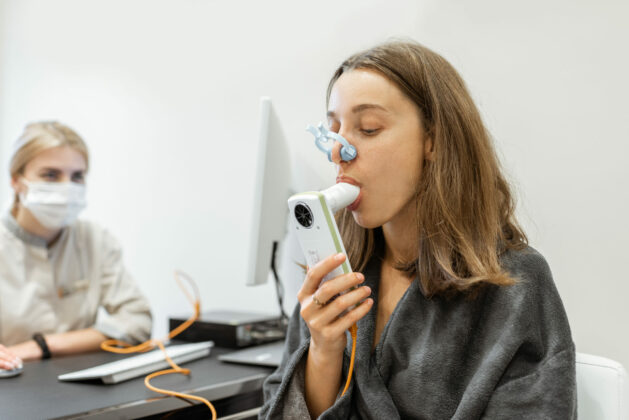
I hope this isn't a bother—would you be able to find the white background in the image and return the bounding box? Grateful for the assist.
[1,0,627,369]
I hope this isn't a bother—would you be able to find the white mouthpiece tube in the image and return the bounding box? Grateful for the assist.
[322,183,360,214]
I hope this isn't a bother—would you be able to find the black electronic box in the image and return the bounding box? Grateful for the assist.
[169,310,286,348]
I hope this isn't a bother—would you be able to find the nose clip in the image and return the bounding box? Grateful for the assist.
[306,123,357,162]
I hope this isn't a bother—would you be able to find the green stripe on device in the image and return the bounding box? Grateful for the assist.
[316,193,350,274]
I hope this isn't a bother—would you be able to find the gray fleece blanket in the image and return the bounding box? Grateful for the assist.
[260,246,576,419]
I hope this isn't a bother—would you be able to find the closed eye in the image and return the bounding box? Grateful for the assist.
[361,128,380,136]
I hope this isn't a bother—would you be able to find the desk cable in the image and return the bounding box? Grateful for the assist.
[100,271,217,420]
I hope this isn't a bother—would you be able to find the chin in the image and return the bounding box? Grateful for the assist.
[351,211,384,230]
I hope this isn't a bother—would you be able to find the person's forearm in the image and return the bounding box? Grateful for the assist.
[46,328,108,356]
[305,344,344,418]
[8,328,108,361]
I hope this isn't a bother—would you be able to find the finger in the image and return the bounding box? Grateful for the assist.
[329,298,374,335]
[0,346,20,361]
[0,360,14,370]
[0,345,16,357]
[311,285,372,327]
[0,353,17,370]
[301,253,346,295]
[301,273,366,322]
[315,272,365,305]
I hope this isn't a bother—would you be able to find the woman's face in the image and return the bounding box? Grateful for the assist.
[327,69,431,229]
[11,146,87,193]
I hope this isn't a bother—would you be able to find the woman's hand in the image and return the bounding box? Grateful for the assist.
[7,340,42,361]
[298,253,373,416]
[0,344,22,370]
[298,252,373,356]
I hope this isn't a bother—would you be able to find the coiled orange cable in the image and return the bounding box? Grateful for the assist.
[100,271,216,419]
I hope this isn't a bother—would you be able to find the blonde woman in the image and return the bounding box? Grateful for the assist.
[262,41,576,418]
[0,122,151,371]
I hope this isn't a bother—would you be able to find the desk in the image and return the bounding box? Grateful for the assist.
[0,346,275,419]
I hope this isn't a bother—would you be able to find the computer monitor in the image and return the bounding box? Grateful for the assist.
[246,97,292,287]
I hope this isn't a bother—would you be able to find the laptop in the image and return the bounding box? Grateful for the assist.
[218,341,285,367]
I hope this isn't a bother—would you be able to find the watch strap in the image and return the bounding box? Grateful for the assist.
[32,333,51,359]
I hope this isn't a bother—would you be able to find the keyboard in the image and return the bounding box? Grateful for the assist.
[58,341,214,384]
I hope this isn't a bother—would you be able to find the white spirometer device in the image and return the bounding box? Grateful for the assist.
[287,183,360,281]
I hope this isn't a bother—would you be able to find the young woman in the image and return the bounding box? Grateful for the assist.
[261,42,576,418]
[0,122,152,371]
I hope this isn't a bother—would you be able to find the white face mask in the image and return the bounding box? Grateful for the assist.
[19,180,87,229]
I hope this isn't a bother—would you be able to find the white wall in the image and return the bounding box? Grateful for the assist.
[413,1,629,369]
[1,0,627,369]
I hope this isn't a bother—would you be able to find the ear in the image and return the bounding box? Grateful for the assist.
[423,136,435,161]
[10,175,23,194]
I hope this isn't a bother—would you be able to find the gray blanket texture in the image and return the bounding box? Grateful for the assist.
[260,246,576,419]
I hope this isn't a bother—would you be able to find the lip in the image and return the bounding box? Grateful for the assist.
[346,194,362,211]
[336,176,360,188]
[336,176,362,211]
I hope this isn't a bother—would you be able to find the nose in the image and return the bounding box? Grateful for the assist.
[330,140,344,165]
[330,129,356,164]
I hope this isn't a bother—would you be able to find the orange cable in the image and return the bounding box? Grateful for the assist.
[100,271,217,420]
[341,323,357,397]
[143,341,217,419]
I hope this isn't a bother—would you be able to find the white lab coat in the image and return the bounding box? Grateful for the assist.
[0,213,152,346]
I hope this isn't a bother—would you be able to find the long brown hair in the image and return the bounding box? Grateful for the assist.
[328,41,527,297]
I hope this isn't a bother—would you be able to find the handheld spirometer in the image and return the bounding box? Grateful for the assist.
[287,182,359,281]
[288,182,360,397]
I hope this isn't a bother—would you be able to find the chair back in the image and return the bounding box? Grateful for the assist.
[576,352,629,420]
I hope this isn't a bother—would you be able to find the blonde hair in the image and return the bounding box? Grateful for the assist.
[10,121,89,211]
[329,41,527,297]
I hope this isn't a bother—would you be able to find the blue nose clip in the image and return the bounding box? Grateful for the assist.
[306,123,357,162]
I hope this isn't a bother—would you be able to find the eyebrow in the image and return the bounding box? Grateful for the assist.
[38,167,85,173]
[327,103,389,118]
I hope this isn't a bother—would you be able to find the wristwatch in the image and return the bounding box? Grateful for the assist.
[32,333,51,359]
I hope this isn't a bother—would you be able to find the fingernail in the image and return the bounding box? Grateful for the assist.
[363,286,371,294]
[355,273,364,281]
[335,253,345,261]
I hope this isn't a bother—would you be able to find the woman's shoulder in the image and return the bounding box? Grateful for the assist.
[0,216,22,253]
[489,245,567,323]
[499,245,554,291]
[68,219,121,249]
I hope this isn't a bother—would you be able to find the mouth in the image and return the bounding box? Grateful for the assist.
[336,176,362,211]
[336,175,360,187]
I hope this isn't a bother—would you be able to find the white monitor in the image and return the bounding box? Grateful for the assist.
[246,97,292,286]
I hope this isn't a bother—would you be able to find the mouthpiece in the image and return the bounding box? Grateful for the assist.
[322,183,360,213]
